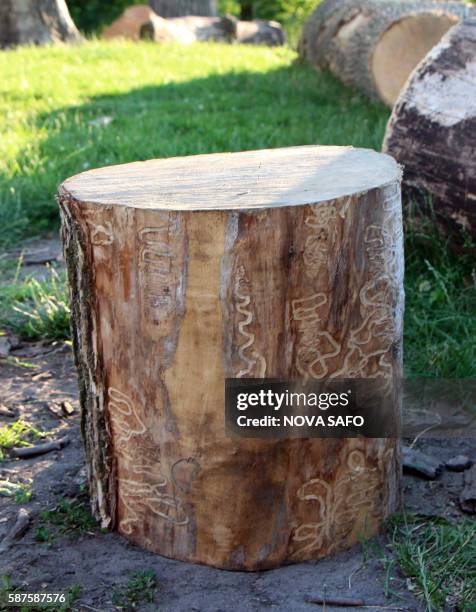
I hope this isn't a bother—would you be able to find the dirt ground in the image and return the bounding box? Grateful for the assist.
[0,241,474,612]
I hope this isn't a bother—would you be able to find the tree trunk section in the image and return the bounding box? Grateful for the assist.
[149,0,217,17]
[383,20,476,241]
[57,146,404,570]
[0,0,81,48]
[298,0,473,106]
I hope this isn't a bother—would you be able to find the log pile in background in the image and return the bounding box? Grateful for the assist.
[0,0,81,48]
[383,20,476,240]
[299,0,474,106]
[103,5,285,46]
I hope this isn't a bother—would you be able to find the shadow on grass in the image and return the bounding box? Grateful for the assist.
[0,64,388,244]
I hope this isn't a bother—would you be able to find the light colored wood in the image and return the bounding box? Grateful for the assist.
[372,12,458,106]
[298,0,472,106]
[62,146,399,210]
[58,145,404,570]
[383,20,476,240]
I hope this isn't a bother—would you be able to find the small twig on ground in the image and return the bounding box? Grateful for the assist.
[348,563,364,589]
[307,596,367,607]
[306,597,407,610]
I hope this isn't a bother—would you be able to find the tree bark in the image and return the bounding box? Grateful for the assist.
[298,0,473,106]
[0,0,81,48]
[383,20,476,241]
[149,0,217,17]
[58,145,403,570]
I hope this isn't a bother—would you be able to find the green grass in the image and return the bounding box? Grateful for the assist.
[0,420,46,460]
[40,497,98,536]
[403,210,476,378]
[0,480,32,504]
[0,265,70,340]
[111,570,157,611]
[388,515,476,611]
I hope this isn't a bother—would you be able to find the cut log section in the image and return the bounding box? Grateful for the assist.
[299,0,473,106]
[58,145,403,570]
[0,0,81,48]
[383,20,476,240]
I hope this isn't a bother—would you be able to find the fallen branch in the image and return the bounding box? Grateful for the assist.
[0,508,30,552]
[11,437,69,459]
[307,597,367,606]
[307,598,406,610]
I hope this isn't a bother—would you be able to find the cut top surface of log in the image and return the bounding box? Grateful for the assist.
[60,145,400,211]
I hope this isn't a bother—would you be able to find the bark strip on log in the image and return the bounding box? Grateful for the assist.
[0,0,81,48]
[298,0,473,106]
[58,146,404,570]
[383,19,476,240]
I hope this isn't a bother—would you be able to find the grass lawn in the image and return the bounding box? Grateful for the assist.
[0,38,475,612]
[0,40,387,242]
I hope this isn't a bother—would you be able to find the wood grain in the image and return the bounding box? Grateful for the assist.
[58,145,404,570]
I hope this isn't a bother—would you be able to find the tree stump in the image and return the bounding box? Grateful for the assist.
[298,0,473,106]
[383,19,476,240]
[0,0,81,48]
[57,146,404,570]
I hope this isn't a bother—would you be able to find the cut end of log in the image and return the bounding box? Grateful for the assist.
[299,0,473,106]
[60,146,401,211]
[372,12,459,106]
